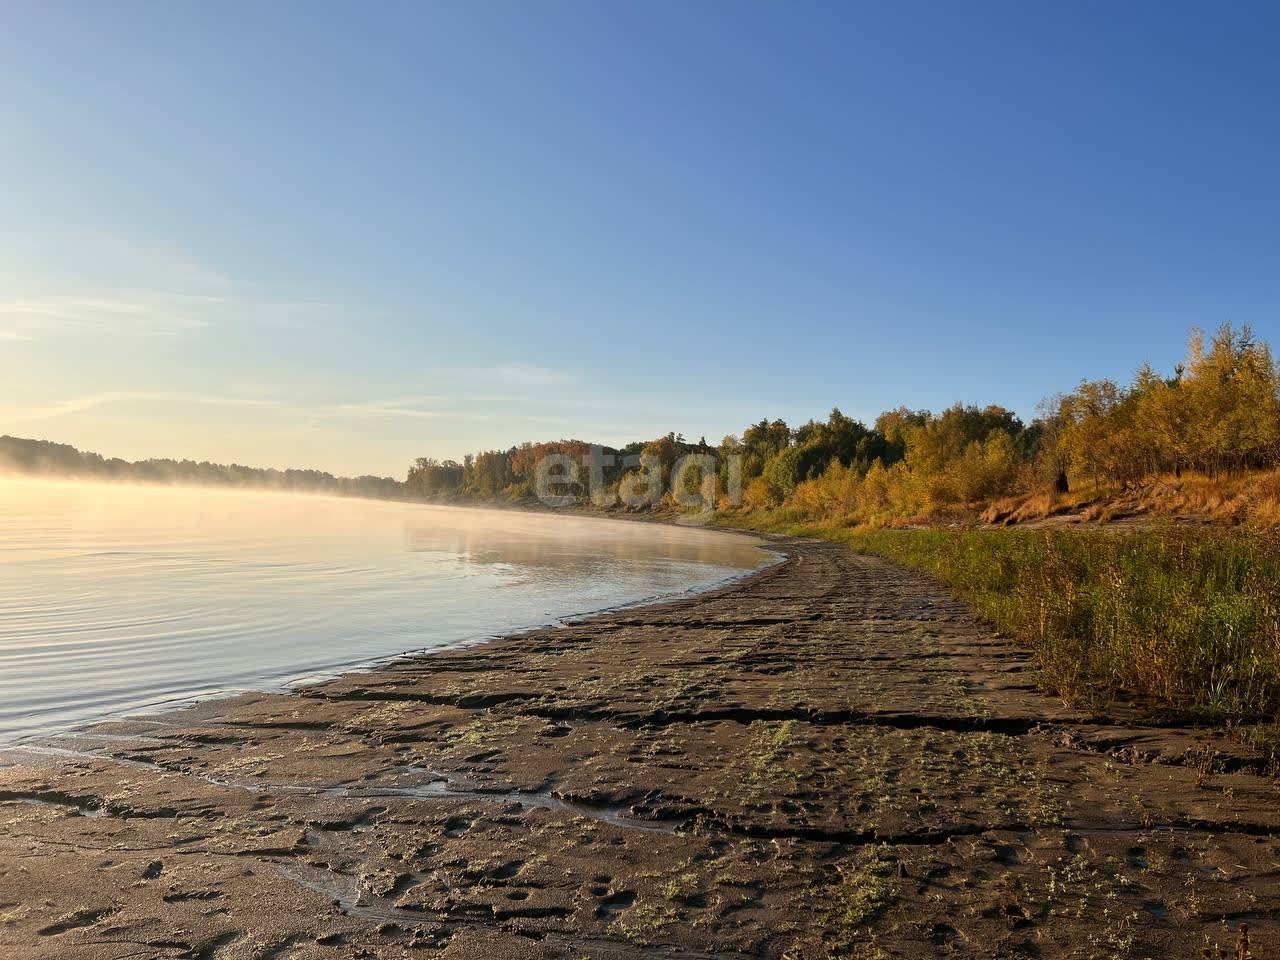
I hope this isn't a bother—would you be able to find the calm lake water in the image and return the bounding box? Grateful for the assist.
[0,478,771,741]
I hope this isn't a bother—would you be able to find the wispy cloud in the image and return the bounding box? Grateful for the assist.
[0,387,592,432]
[0,229,361,342]
[0,391,286,425]
[0,291,355,343]
[474,362,574,387]
[1,389,456,427]
[0,392,134,423]
[0,294,215,340]
[323,397,449,420]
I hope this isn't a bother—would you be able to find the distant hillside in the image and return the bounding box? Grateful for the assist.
[0,435,407,501]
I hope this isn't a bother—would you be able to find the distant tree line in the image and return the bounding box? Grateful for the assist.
[9,325,1273,522]
[409,325,1280,523]
[408,435,722,506]
[0,436,406,500]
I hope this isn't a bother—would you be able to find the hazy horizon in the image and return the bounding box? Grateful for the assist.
[5,2,1280,475]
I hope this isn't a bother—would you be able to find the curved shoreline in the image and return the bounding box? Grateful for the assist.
[0,487,776,745]
[2,538,1278,958]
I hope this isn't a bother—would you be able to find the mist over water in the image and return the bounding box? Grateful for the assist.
[0,478,771,741]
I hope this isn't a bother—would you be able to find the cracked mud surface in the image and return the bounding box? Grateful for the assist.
[2,540,1278,958]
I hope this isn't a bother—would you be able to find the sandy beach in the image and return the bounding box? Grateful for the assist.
[2,539,1277,958]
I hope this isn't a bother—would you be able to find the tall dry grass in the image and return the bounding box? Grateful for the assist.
[729,516,1280,722]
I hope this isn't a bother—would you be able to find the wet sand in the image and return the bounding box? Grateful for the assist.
[2,539,1277,958]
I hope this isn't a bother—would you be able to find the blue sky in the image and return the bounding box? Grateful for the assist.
[3,2,1279,476]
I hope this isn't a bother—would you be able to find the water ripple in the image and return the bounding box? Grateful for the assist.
[0,478,770,740]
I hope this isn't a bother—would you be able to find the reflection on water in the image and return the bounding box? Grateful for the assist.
[0,477,771,741]
[405,511,765,581]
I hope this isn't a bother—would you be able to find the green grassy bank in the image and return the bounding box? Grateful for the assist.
[725,515,1280,724]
